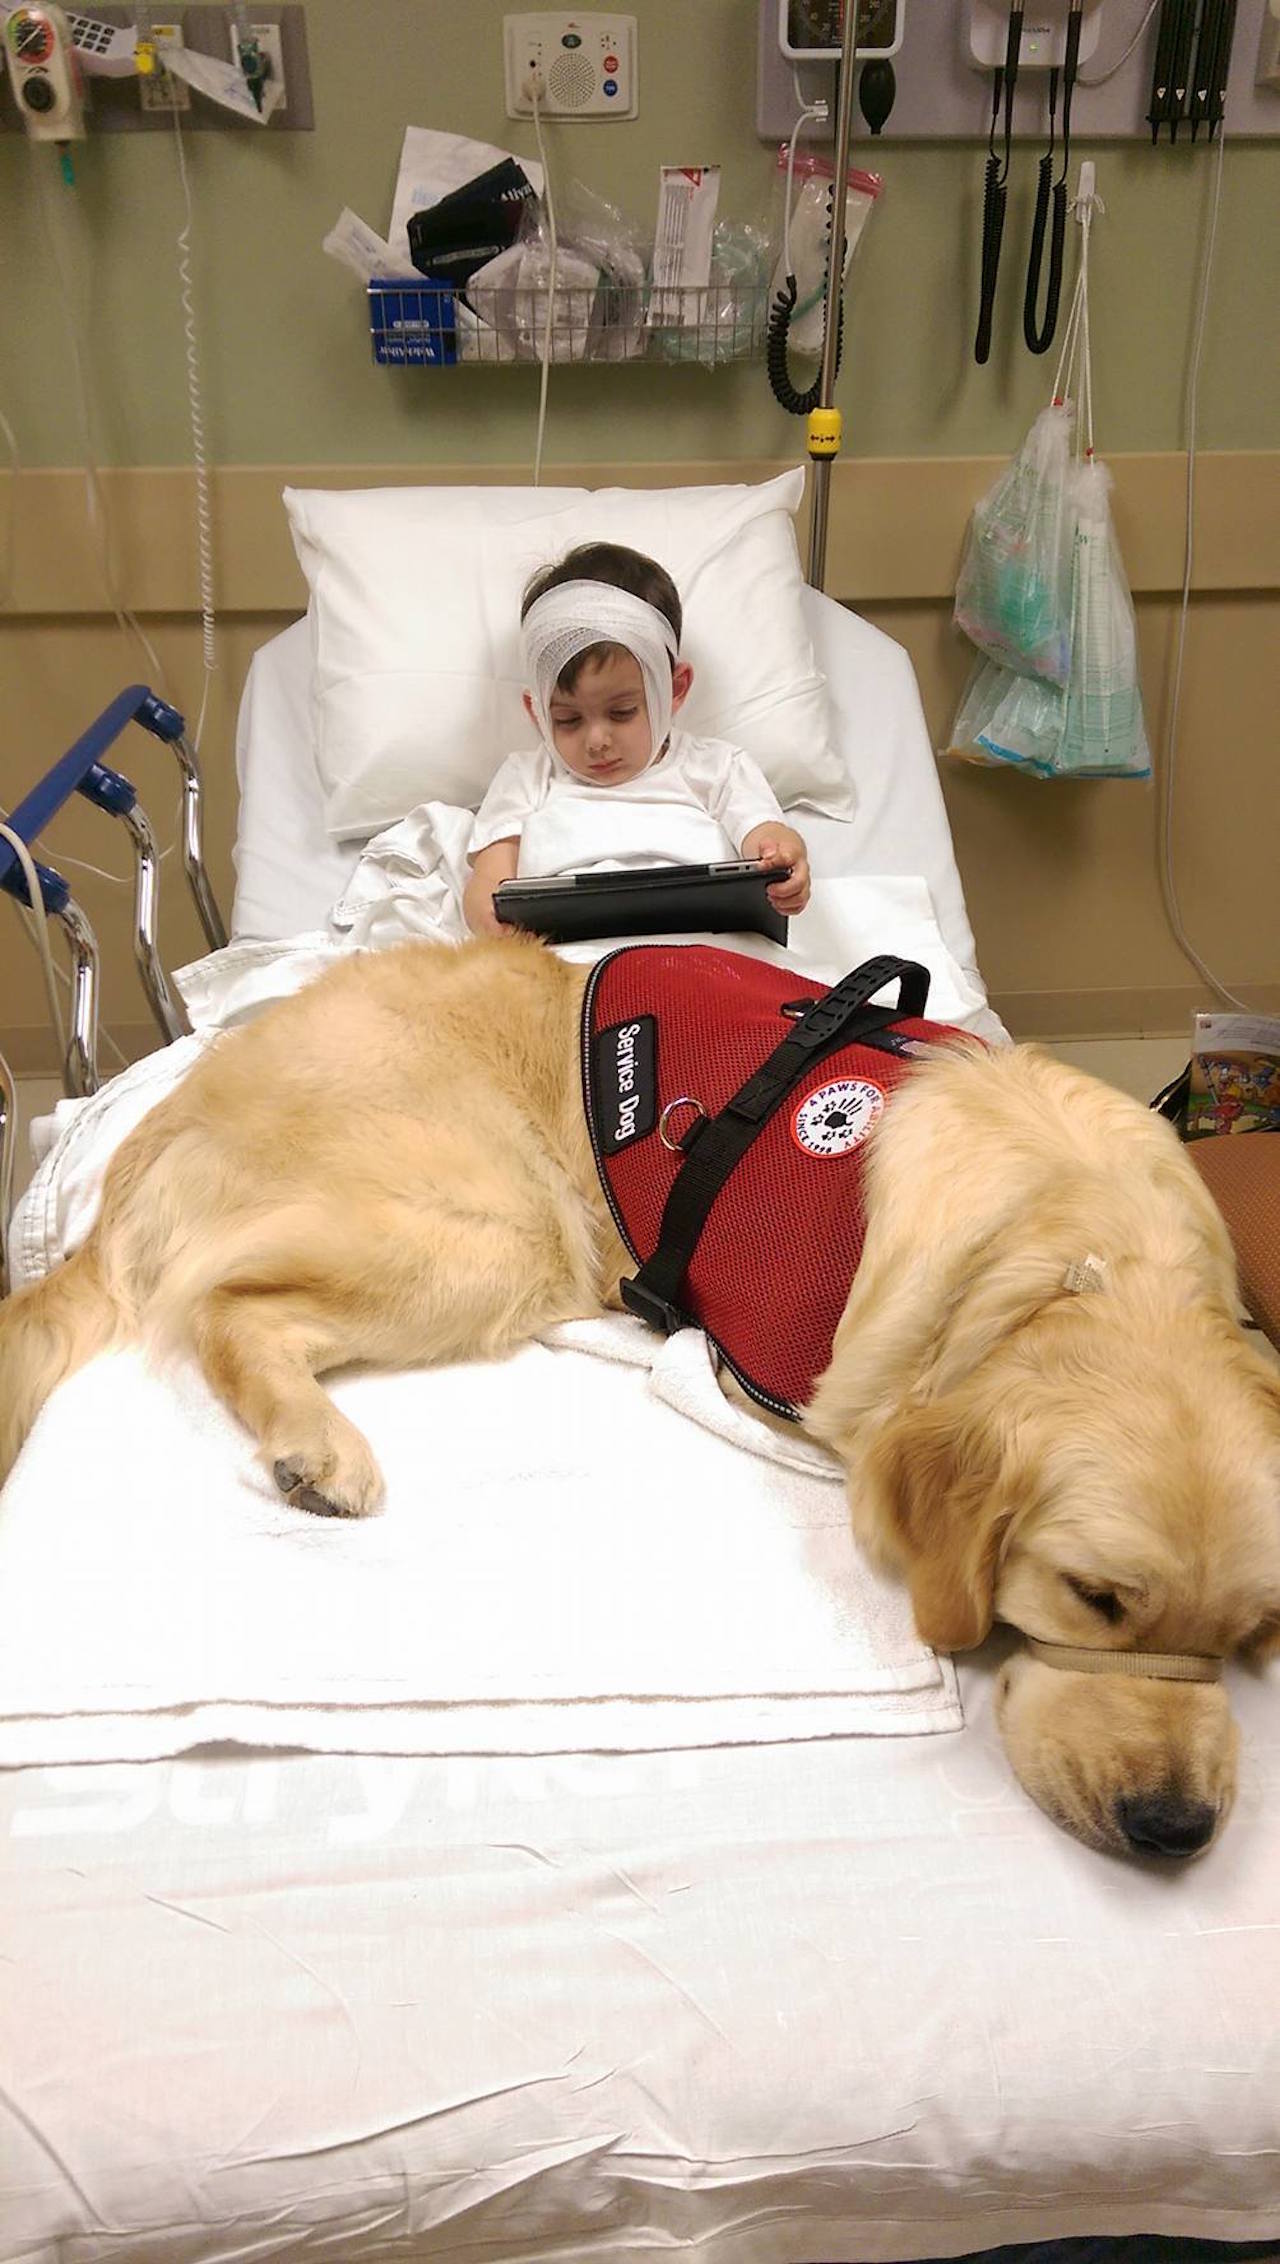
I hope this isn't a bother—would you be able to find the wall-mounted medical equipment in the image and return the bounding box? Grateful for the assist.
[967,0,1104,66]
[972,0,1089,361]
[779,0,905,61]
[756,0,1280,137]
[0,3,314,131]
[2,4,84,141]
[503,12,637,119]
[1145,0,1238,137]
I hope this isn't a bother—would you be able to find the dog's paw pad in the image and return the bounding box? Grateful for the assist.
[271,1445,383,1519]
[294,1482,352,1519]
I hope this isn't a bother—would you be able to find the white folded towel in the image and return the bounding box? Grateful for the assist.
[0,1316,959,1769]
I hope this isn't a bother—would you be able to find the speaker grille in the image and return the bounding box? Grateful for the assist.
[548,50,597,107]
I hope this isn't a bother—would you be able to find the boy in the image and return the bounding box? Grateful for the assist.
[463,541,811,937]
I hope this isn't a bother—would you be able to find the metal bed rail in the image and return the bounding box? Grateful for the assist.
[1,685,228,1298]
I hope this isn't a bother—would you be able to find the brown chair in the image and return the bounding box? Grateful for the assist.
[1189,1135,1280,1352]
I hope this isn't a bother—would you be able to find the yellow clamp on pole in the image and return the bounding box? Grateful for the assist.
[807,407,843,461]
[135,38,157,74]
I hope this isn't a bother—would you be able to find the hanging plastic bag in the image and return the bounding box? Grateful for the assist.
[947,653,1067,774]
[952,401,1076,686]
[1055,457,1151,777]
[768,148,882,358]
[947,165,1151,780]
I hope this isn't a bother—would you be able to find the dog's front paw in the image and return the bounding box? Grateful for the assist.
[270,1418,384,1519]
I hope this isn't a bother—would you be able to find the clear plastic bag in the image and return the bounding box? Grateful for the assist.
[952,402,1075,687]
[652,220,771,367]
[465,179,646,364]
[947,170,1151,780]
[1053,458,1151,778]
[948,463,1151,780]
[768,150,882,358]
[947,653,1067,775]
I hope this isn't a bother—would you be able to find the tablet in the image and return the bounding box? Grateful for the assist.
[494,861,792,946]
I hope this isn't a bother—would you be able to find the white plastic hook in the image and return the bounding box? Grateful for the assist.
[1071,160,1106,223]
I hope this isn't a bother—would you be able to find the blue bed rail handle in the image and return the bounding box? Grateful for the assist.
[0,852,70,918]
[0,686,181,903]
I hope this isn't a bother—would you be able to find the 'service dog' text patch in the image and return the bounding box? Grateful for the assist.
[593,1016,657,1148]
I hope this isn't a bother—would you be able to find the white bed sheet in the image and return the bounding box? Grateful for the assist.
[2,1649,1278,2264]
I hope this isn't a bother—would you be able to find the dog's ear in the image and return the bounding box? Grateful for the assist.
[864,1395,1019,1653]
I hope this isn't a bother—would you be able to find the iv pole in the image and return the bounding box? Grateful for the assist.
[805,0,862,590]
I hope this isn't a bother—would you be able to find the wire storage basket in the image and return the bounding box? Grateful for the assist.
[369,278,771,369]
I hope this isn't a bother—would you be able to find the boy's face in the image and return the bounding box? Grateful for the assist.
[524,648,692,785]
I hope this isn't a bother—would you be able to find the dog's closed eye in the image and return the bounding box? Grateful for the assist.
[1064,1575,1126,1624]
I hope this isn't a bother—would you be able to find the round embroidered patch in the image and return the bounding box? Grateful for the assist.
[791,1077,885,1158]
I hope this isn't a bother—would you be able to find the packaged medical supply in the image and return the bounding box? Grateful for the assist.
[408,158,537,288]
[324,207,418,284]
[656,221,771,367]
[769,150,882,358]
[388,127,543,269]
[467,178,646,365]
[649,166,721,327]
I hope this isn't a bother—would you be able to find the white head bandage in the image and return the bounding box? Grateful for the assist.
[521,580,679,775]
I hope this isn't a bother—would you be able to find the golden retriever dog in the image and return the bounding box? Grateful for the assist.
[2,937,1278,1859]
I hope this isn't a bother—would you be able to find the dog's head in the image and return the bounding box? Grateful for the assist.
[863,1307,1280,1858]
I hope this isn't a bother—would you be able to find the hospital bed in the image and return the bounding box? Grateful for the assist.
[2,526,1279,2264]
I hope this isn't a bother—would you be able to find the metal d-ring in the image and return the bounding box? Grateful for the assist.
[658,1095,705,1152]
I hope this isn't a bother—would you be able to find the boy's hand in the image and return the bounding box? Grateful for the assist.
[467,893,508,939]
[464,837,521,938]
[743,823,811,915]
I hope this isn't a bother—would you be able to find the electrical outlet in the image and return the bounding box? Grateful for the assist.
[140,22,191,112]
[226,18,286,113]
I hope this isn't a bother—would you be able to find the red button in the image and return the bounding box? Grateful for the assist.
[604,52,619,70]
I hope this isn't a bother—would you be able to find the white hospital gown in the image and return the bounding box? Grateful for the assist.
[468,732,785,878]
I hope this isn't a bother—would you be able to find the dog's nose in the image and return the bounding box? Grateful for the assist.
[1116,1792,1218,1858]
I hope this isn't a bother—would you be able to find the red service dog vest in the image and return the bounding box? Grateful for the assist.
[582,945,967,1419]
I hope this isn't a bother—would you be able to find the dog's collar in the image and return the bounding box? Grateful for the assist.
[1025,1636,1224,1685]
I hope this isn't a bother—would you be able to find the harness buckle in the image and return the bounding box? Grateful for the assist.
[620,1275,687,1336]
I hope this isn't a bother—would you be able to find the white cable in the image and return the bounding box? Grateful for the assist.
[0,401,18,607]
[35,162,171,696]
[0,800,131,891]
[0,824,66,1053]
[1157,124,1252,1012]
[529,75,556,487]
[172,111,217,755]
[782,89,830,279]
[1078,0,1161,85]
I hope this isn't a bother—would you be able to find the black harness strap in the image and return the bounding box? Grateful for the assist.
[620,956,930,1335]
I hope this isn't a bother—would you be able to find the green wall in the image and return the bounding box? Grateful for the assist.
[1,0,1277,468]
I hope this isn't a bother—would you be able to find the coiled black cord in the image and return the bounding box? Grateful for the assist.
[974,140,1007,367]
[766,269,844,417]
[1024,2,1082,355]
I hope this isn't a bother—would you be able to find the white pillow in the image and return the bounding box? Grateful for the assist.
[283,471,852,840]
